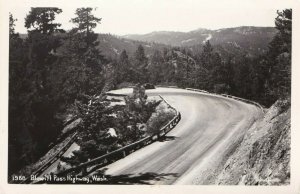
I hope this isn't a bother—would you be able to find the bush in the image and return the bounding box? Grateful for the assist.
[146,102,176,135]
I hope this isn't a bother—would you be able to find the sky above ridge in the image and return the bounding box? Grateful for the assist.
[9,0,292,35]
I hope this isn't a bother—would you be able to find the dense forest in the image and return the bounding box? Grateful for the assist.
[9,8,291,175]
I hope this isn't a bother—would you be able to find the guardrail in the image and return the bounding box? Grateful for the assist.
[185,88,209,94]
[54,95,181,178]
[156,85,179,88]
[19,132,78,184]
[219,93,265,110]
[185,88,265,111]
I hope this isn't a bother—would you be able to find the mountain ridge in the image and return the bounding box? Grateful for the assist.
[19,26,278,59]
[122,26,277,56]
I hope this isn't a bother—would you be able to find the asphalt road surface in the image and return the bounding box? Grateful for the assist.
[90,87,263,185]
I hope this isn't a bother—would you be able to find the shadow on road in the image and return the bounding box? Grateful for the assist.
[92,168,178,184]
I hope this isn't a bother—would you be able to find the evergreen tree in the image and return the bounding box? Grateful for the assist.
[149,50,164,84]
[133,45,149,83]
[71,8,101,34]
[9,8,64,174]
[200,40,214,70]
[195,41,222,91]
[9,13,33,175]
[25,8,63,34]
[234,56,254,98]
[71,8,101,46]
[67,7,106,95]
[24,8,64,153]
[210,56,230,93]
[135,45,147,62]
[223,56,235,93]
[268,9,292,99]
[9,13,17,36]
[116,50,131,83]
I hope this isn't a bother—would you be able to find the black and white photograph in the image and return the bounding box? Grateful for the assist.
[1,0,299,192]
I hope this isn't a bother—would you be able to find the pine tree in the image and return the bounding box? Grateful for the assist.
[67,7,106,95]
[133,45,149,83]
[9,13,17,36]
[201,40,214,70]
[71,8,101,46]
[25,8,63,34]
[116,50,131,83]
[9,13,33,175]
[24,8,64,153]
[268,9,292,99]
[149,50,164,84]
[9,8,64,175]
[223,56,235,93]
[71,8,101,34]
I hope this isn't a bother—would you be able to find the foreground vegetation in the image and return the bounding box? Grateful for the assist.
[60,85,168,167]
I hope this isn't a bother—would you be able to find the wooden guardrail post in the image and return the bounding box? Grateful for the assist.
[103,158,108,164]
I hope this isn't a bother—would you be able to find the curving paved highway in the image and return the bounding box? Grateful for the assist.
[90,87,263,185]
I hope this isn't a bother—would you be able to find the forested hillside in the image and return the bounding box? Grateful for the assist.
[9,8,291,176]
[20,33,170,58]
[124,26,277,55]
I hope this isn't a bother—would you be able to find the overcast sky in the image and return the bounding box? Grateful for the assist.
[9,0,292,35]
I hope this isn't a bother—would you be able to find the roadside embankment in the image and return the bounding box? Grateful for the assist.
[216,99,290,185]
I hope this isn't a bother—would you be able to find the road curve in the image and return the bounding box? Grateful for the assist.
[90,87,263,185]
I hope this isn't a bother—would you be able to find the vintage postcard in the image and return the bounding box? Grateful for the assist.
[0,0,299,193]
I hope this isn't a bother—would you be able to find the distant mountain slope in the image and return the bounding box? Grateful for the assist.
[96,34,170,58]
[124,26,277,55]
[123,28,210,47]
[19,33,170,59]
[20,26,277,59]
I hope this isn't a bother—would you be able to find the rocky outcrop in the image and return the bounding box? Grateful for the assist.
[216,99,290,185]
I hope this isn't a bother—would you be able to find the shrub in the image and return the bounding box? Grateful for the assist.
[146,103,176,135]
